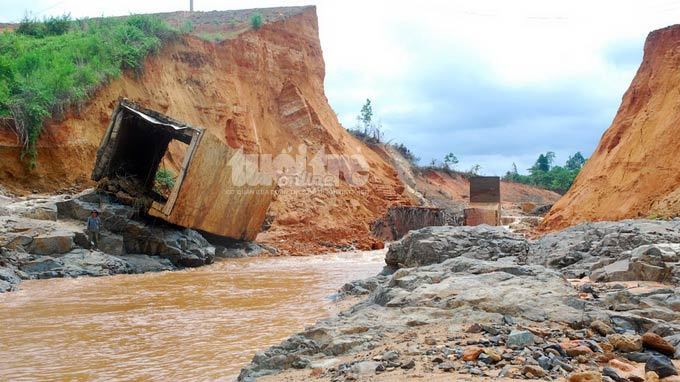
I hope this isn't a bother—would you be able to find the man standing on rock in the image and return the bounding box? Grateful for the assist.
[86,210,102,249]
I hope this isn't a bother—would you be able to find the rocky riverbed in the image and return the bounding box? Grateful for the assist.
[239,222,680,381]
[0,189,273,292]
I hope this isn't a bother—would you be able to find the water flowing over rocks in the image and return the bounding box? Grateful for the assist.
[240,220,680,381]
[0,189,234,291]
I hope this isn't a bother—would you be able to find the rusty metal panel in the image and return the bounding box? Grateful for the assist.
[149,132,274,241]
[469,176,501,203]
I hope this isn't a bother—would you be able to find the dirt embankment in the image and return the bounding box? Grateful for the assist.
[0,7,412,254]
[378,144,561,213]
[542,24,680,231]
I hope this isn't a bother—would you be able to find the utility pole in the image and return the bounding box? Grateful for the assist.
[190,0,194,12]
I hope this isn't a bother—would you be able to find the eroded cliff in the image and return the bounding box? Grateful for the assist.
[0,7,411,253]
[542,25,680,231]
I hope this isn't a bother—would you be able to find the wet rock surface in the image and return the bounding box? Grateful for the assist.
[240,221,680,381]
[0,189,260,291]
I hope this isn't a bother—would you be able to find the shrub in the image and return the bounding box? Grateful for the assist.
[44,14,72,35]
[0,14,176,167]
[16,15,46,37]
[392,142,419,165]
[154,168,176,196]
[250,12,263,30]
[179,20,194,34]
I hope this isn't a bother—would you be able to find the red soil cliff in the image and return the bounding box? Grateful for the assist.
[0,7,411,254]
[542,24,680,230]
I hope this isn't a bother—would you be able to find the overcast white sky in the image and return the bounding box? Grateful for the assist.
[2,1,679,174]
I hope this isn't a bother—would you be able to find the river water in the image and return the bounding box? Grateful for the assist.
[0,250,385,381]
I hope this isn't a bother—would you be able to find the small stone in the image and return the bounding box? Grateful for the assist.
[382,350,399,362]
[566,345,595,357]
[568,371,603,382]
[483,348,502,362]
[466,323,483,333]
[602,367,627,382]
[507,330,535,348]
[431,356,444,364]
[351,361,381,375]
[499,365,520,378]
[424,337,437,346]
[591,320,615,336]
[462,347,483,361]
[523,365,546,378]
[642,333,676,356]
[609,334,643,353]
[438,361,456,372]
[646,371,660,382]
[537,355,551,370]
[608,358,636,372]
[645,355,678,379]
[401,359,415,370]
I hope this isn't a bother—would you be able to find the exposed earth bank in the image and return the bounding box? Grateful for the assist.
[0,6,559,255]
[239,221,680,381]
[542,24,680,231]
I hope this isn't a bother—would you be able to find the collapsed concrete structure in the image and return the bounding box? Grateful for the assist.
[92,99,273,241]
[464,176,501,226]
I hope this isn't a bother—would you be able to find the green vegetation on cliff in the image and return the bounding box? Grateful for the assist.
[0,14,176,166]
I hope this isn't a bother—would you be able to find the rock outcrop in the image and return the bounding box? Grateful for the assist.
[529,219,680,278]
[0,189,218,291]
[385,225,529,268]
[542,25,680,230]
[239,222,680,381]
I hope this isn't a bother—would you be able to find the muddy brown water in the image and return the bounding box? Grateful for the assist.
[0,250,385,381]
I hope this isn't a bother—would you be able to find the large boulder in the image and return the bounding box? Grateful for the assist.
[19,249,134,279]
[385,225,529,268]
[122,221,215,267]
[116,254,175,273]
[530,220,680,278]
[590,244,679,283]
[28,230,75,255]
[55,191,137,232]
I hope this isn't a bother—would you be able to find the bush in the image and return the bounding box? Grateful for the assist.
[179,20,194,34]
[16,15,46,37]
[44,14,72,35]
[392,142,419,165]
[250,12,263,30]
[154,168,176,196]
[16,14,72,37]
[0,14,176,167]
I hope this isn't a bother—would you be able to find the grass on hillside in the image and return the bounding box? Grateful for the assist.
[0,14,177,167]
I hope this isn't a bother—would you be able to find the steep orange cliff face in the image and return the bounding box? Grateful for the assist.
[0,7,412,253]
[542,24,680,230]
